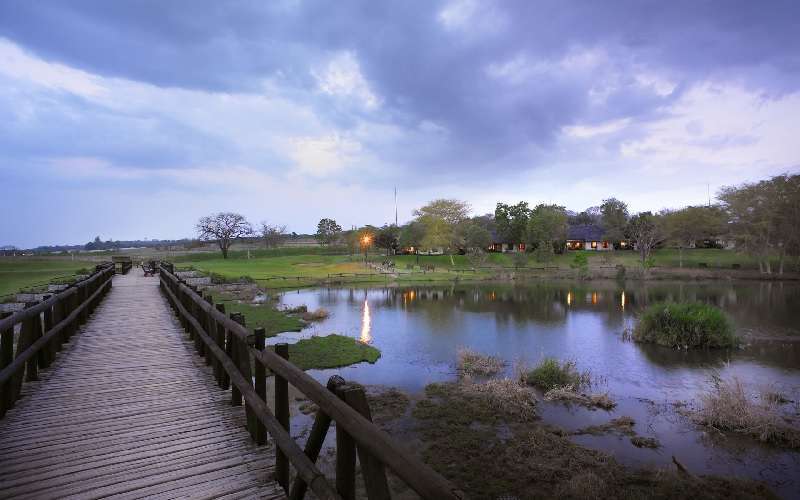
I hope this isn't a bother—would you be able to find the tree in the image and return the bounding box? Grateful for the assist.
[626,212,661,270]
[413,199,471,265]
[463,223,492,250]
[399,221,426,264]
[568,207,600,226]
[375,224,400,256]
[719,174,800,274]
[315,218,342,246]
[196,212,253,259]
[600,198,629,243]
[259,222,287,249]
[527,204,568,261]
[661,206,726,267]
[495,202,531,244]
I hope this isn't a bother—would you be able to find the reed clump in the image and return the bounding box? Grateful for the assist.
[696,375,799,448]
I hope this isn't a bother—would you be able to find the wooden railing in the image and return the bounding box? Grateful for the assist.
[0,263,115,419]
[159,263,463,500]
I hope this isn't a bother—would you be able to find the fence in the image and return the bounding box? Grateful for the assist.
[0,263,115,419]
[159,262,463,500]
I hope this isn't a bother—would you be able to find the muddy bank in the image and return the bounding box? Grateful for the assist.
[297,382,778,499]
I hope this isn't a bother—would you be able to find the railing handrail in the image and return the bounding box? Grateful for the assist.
[159,263,463,500]
[0,263,114,333]
[0,268,114,385]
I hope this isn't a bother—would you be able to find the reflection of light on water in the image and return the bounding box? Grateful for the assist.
[567,291,572,306]
[360,299,372,344]
[621,290,626,310]
[591,292,598,305]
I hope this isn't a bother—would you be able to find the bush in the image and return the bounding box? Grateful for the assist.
[633,302,737,348]
[523,357,590,391]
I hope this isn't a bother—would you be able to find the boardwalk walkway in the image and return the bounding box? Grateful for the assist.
[0,271,284,499]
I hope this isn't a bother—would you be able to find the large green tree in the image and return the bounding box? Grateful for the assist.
[495,202,531,244]
[600,198,629,242]
[413,199,470,265]
[527,204,568,261]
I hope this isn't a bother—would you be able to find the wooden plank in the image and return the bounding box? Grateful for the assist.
[0,270,284,500]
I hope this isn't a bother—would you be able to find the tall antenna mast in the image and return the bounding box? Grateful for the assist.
[707,182,711,207]
[394,186,398,226]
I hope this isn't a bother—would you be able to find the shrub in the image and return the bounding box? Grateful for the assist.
[302,308,330,321]
[523,357,590,391]
[633,302,737,348]
[457,347,506,376]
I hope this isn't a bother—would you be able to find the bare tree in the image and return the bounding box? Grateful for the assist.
[260,222,287,249]
[626,212,662,270]
[196,212,253,259]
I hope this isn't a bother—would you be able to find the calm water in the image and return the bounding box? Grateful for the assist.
[275,280,800,497]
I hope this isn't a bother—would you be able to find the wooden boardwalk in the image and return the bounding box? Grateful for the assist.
[0,271,285,499]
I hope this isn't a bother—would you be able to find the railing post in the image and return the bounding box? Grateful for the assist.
[52,297,66,353]
[289,375,345,500]
[254,327,267,446]
[275,343,290,492]
[0,312,13,418]
[229,313,244,407]
[41,295,53,368]
[335,384,357,500]
[344,387,391,500]
[22,302,39,382]
[215,303,229,389]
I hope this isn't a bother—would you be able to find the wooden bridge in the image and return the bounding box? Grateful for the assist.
[0,264,462,499]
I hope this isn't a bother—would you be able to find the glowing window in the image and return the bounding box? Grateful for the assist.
[591,241,597,249]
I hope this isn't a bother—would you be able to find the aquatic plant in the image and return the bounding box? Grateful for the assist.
[456,347,506,376]
[633,302,737,348]
[522,357,590,391]
[544,385,616,410]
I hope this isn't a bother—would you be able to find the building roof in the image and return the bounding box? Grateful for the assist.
[567,224,605,241]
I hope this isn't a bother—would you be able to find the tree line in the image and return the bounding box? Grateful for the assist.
[195,173,799,274]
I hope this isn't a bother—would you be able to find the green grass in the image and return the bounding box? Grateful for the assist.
[633,302,737,348]
[286,334,381,370]
[523,357,590,391]
[0,257,96,298]
[199,288,304,337]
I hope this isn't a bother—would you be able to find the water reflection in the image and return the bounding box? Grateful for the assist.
[360,297,372,344]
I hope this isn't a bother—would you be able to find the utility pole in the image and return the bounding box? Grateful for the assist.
[394,186,398,226]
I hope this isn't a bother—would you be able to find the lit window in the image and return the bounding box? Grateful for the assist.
[591,241,597,249]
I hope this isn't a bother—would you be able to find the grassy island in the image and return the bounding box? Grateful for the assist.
[633,302,737,348]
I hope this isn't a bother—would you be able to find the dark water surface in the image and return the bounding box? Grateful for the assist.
[275,280,800,497]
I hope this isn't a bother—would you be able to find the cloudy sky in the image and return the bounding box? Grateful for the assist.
[1,0,798,248]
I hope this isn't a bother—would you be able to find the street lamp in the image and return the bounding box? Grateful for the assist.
[361,234,372,264]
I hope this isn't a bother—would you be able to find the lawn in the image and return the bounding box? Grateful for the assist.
[0,257,96,299]
[172,248,766,290]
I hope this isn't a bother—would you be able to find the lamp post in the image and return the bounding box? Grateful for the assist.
[361,235,372,265]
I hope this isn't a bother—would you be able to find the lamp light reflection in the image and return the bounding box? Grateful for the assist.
[360,298,372,344]
[567,291,572,306]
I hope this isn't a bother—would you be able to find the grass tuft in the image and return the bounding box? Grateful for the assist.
[633,302,737,348]
[456,347,506,377]
[522,357,590,391]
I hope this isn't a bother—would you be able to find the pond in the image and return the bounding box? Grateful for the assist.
[275,280,800,497]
